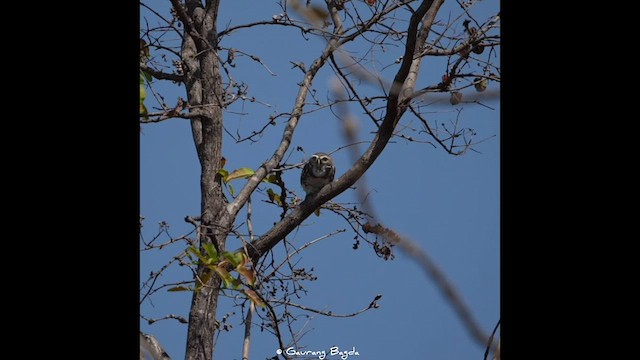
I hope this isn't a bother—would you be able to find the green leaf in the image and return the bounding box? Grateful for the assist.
[184,250,194,262]
[186,246,201,258]
[196,270,213,291]
[223,251,244,268]
[217,169,229,182]
[266,188,282,206]
[187,246,207,265]
[202,242,219,263]
[226,167,255,182]
[168,286,190,292]
[214,266,239,289]
[140,103,148,117]
[263,174,278,184]
[227,183,235,196]
[142,70,153,82]
[140,84,147,103]
[231,277,243,290]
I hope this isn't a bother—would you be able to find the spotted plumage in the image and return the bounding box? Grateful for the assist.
[300,152,335,195]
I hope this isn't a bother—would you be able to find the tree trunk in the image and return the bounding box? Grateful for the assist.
[181,1,227,359]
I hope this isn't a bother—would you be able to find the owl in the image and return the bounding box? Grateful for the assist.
[300,152,335,196]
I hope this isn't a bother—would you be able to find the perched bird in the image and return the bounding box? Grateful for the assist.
[300,152,335,196]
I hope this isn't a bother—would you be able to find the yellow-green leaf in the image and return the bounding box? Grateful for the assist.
[168,286,190,292]
[217,169,229,182]
[266,188,282,206]
[263,174,278,184]
[223,251,244,268]
[140,103,148,117]
[231,277,243,290]
[187,246,206,263]
[226,167,255,182]
[214,265,242,289]
[202,242,218,262]
[140,84,147,103]
[196,270,213,291]
[227,183,235,196]
[142,70,153,82]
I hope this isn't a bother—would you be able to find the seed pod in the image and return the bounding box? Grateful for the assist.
[472,43,485,54]
[450,92,463,105]
[474,77,488,92]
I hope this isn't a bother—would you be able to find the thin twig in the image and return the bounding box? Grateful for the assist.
[141,313,189,325]
[231,48,277,76]
[484,318,501,360]
[140,63,184,83]
[262,229,346,283]
[269,294,381,318]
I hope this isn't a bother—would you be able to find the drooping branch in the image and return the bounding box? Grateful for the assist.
[333,66,496,353]
[362,223,491,349]
[218,19,311,39]
[269,294,382,318]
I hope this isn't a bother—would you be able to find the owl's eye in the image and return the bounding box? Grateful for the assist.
[320,156,329,162]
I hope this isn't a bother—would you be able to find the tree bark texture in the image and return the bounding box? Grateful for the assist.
[177,1,227,359]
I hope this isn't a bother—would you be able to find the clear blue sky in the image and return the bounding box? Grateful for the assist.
[140,1,500,359]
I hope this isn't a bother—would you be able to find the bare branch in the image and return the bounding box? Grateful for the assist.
[140,63,184,83]
[262,229,346,283]
[269,293,382,318]
[218,19,310,39]
[226,47,277,76]
[328,53,381,128]
[142,313,189,325]
[263,294,290,360]
[140,1,184,40]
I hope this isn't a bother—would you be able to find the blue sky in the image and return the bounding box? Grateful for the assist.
[140,1,500,359]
